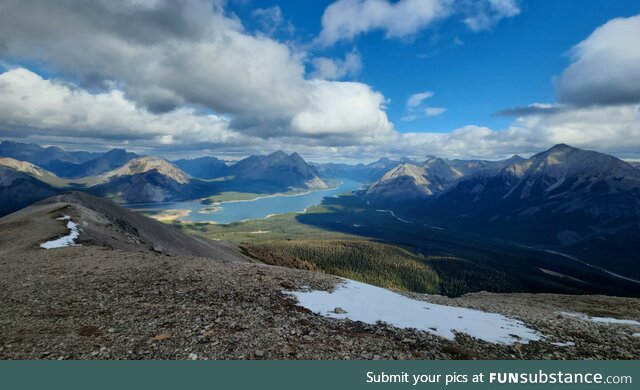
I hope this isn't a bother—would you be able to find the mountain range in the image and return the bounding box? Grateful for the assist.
[228,150,327,191]
[0,142,328,213]
[0,141,143,178]
[314,157,412,183]
[360,144,640,279]
[172,156,229,179]
[2,140,640,321]
[3,191,638,359]
[46,148,140,178]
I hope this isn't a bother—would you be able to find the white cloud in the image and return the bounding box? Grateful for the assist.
[555,14,640,106]
[0,66,398,156]
[290,80,394,138]
[0,67,243,147]
[316,0,521,46]
[317,0,452,46]
[311,50,362,80]
[463,0,521,32]
[425,107,446,117]
[402,91,445,121]
[395,103,640,159]
[0,0,391,142]
[406,91,434,108]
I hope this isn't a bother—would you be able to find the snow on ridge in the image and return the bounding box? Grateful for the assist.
[285,279,543,345]
[551,341,576,347]
[557,311,640,325]
[40,215,80,249]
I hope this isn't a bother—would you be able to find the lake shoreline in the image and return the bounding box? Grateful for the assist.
[127,180,363,224]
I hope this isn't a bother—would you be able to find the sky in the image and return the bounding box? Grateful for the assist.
[0,0,639,162]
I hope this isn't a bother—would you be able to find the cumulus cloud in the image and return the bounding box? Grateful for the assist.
[0,1,638,161]
[509,103,640,156]
[290,80,393,138]
[317,0,452,46]
[311,50,363,80]
[0,67,242,147]
[0,0,391,141]
[2,65,639,160]
[391,102,640,160]
[555,14,640,106]
[316,0,521,46]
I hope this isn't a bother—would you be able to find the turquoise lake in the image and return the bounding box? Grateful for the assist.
[127,179,364,224]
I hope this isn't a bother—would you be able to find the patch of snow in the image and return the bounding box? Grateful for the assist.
[558,311,640,325]
[633,333,640,338]
[249,230,270,234]
[286,279,543,345]
[353,224,363,227]
[40,215,80,249]
[551,341,576,347]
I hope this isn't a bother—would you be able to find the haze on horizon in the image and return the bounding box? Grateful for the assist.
[0,0,639,162]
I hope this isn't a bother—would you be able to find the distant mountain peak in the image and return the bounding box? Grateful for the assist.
[506,154,525,162]
[104,157,191,184]
[0,157,46,177]
[385,163,428,180]
[546,143,577,153]
[230,150,327,190]
[289,152,306,163]
[366,163,434,201]
[268,150,290,159]
[104,148,131,155]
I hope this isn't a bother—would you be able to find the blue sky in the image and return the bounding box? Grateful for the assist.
[0,0,639,160]
[232,0,640,133]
